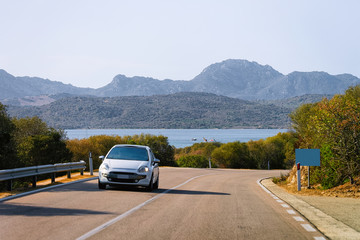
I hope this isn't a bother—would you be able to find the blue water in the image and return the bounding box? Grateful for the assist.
[65,129,289,148]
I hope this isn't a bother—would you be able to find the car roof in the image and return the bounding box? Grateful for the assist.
[112,144,149,149]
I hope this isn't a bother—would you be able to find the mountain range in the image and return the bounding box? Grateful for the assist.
[1,59,359,103]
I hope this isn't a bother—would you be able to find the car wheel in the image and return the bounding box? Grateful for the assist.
[153,176,159,190]
[98,179,107,189]
[146,175,154,192]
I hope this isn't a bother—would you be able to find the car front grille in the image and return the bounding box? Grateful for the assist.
[107,171,146,182]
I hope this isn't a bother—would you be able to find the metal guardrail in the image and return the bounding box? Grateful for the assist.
[0,161,86,191]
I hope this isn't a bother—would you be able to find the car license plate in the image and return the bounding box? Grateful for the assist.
[116,174,130,179]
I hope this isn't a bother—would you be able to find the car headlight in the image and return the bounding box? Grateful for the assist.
[138,166,149,173]
[99,163,109,172]
[100,163,109,177]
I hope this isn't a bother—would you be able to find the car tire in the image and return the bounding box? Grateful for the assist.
[98,179,107,189]
[153,176,159,190]
[146,175,154,192]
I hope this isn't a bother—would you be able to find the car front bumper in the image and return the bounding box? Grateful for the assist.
[99,170,151,186]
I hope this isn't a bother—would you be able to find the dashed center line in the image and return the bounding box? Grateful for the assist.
[281,203,290,208]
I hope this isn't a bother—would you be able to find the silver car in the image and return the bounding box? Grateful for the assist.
[98,144,160,191]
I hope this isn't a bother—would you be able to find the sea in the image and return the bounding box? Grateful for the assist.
[65,129,289,148]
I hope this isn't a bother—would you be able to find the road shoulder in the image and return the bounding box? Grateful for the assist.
[261,178,360,240]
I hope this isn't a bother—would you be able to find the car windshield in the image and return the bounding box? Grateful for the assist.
[107,147,149,161]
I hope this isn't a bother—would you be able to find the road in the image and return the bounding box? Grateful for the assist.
[0,168,326,240]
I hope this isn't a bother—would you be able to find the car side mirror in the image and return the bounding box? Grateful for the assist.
[153,159,160,164]
[99,155,105,162]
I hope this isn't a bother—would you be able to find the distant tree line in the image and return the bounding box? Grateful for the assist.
[174,132,297,170]
[66,134,176,170]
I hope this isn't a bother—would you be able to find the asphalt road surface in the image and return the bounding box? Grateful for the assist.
[0,168,326,240]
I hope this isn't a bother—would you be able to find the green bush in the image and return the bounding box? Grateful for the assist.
[66,134,176,170]
[176,155,210,168]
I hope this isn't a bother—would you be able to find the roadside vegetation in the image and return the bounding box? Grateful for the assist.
[174,132,297,169]
[66,134,175,170]
[289,85,360,189]
[1,85,360,192]
[0,103,71,190]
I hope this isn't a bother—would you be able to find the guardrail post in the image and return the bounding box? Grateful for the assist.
[89,152,93,176]
[67,171,71,179]
[7,180,12,191]
[51,173,56,183]
[32,176,37,188]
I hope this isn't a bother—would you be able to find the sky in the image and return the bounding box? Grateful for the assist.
[0,0,359,89]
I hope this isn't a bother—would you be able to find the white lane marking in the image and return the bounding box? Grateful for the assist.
[281,204,290,208]
[293,216,305,222]
[273,196,279,200]
[314,237,326,240]
[276,199,284,203]
[77,174,212,240]
[301,224,317,232]
[287,210,296,215]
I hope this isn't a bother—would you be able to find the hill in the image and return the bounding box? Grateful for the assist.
[7,92,291,129]
[258,94,334,110]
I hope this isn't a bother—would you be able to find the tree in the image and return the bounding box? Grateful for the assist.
[66,134,176,169]
[18,131,72,166]
[12,116,49,143]
[0,103,17,169]
[211,141,252,168]
[313,89,360,185]
[13,116,72,167]
[247,132,297,170]
[289,85,360,188]
[176,155,209,168]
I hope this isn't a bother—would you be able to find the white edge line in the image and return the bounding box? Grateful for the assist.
[76,173,212,240]
[256,178,271,194]
[0,177,98,202]
[287,210,296,215]
[293,216,305,222]
[302,224,317,232]
[257,177,324,237]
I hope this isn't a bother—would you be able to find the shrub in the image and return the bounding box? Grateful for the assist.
[176,155,209,168]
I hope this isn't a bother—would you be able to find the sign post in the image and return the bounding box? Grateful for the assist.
[295,149,320,190]
[89,152,93,176]
[297,162,301,191]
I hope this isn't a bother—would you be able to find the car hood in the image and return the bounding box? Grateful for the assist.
[106,159,147,170]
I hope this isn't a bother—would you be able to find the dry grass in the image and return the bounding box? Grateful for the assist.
[275,166,360,198]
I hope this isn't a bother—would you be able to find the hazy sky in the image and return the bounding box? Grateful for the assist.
[1,0,359,88]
